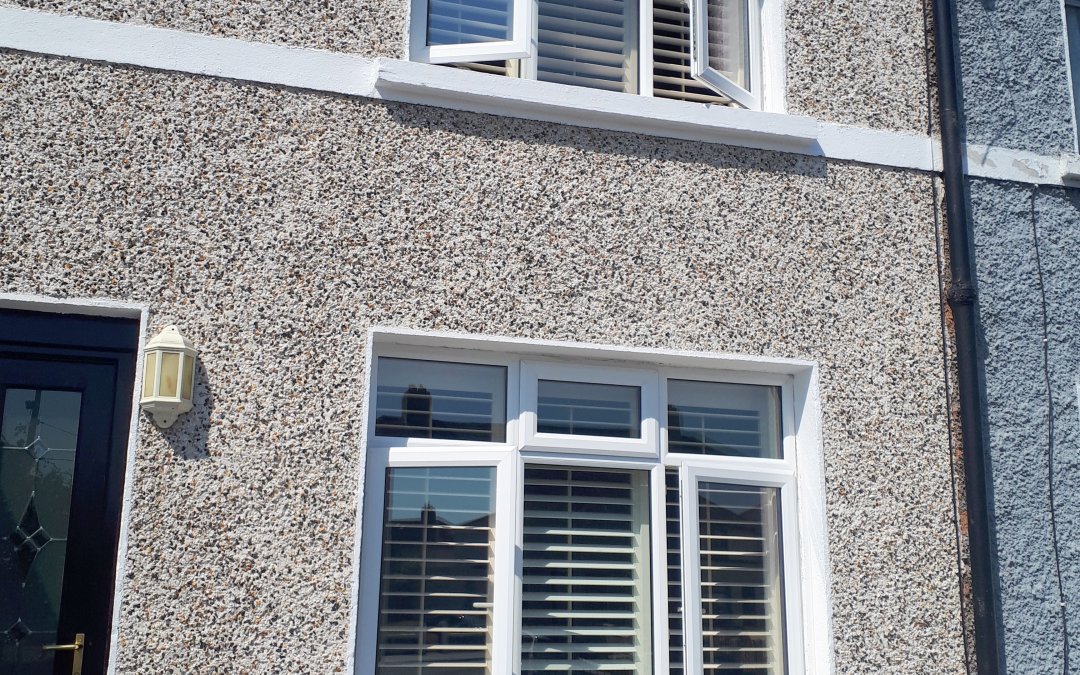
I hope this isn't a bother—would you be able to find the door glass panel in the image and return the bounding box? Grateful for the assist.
[1,388,81,675]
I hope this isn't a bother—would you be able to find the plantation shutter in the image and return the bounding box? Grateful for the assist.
[695,482,784,674]
[376,467,497,674]
[651,0,731,103]
[534,0,637,92]
[520,466,652,674]
[666,469,686,675]
[688,0,758,108]
[413,0,530,63]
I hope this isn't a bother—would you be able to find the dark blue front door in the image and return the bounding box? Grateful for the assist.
[0,309,138,675]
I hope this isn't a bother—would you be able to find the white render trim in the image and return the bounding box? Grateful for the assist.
[0,6,379,96]
[7,5,1080,185]
[0,293,149,675]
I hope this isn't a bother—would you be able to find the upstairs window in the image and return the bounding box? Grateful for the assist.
[408,0,768,108]
[357,339,822,674]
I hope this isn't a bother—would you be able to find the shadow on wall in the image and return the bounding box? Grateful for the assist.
[157,358,214,460]
[378,97,830,180]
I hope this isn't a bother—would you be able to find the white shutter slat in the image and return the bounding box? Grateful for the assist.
[376,467,497,675]
[535,0,636,94]
[651,0,730,104]
[666,469,686,675]
[520,466,652,675]
[696,482,785,674]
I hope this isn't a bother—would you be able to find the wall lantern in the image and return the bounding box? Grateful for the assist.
[139,325,197,428]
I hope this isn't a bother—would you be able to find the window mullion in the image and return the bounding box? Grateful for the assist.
[493,454,519,673]
[638,0,655,96]
[678,464,705,675]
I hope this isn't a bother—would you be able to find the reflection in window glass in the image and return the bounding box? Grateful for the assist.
[667,380,781,458]
[697,482,785,674]
[536,380,641,438]
[377,467,497,673]
[375,358,507,442]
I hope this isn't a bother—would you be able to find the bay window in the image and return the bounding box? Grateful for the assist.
[408,0,769,108]
[357,337,821,674]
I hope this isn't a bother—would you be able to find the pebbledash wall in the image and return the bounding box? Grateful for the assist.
[954,0,1080,670]
[0,0,968,673]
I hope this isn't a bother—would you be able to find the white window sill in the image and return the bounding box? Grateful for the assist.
[373,59,818,153]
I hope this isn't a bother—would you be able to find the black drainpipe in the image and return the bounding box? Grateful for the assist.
[930,0,1001,672]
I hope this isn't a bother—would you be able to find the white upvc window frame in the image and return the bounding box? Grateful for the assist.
[353,331,829,675]
[688,0,762,110]
[409,0,532,63]
[519,360,660,457]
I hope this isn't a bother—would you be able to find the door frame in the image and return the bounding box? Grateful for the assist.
[0,293,148,675]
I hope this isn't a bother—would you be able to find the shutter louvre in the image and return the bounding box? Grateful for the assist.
[377,467,497,674]
[696,482,785,674]
[651,0,731,103]
[536,0,637,93]
[520,466,652,675]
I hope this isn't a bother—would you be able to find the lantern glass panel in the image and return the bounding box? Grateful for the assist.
[142,352,158,398]
[181,354,195,401]
[160,352,180,398]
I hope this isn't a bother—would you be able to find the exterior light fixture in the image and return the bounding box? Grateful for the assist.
[139,325,197,428]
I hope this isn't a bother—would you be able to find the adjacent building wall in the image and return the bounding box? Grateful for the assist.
[968,180,1080,674]
[954,0,1080,669]
[0,49,967,672]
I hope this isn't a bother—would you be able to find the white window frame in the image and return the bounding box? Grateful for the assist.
[352,329,831,675]
[409,0,532,63]
[519,360,660,457]
[407,0,783,111]
[688,0,762,109]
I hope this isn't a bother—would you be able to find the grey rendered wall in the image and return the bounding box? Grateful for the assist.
[0,0,934,134]
[969,179,1080,673]
[954,0,1076,154]
[0,51,965,673]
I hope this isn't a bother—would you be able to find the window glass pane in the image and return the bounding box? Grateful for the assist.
[428,0,512,46]
[665,469,685,675]
[536,0,634,93]
[652,0,731,104]
[706,0,750,90]
[520,466,652,675]
[697,482,785,674]
[375,358,507,442]
[377,467,497,673]
[536,380,641,438]
[667,380,781,458]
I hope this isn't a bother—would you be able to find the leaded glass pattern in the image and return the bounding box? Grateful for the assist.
[1,389,80,675]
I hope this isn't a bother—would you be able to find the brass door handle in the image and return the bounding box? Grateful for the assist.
[43,633,84,675]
